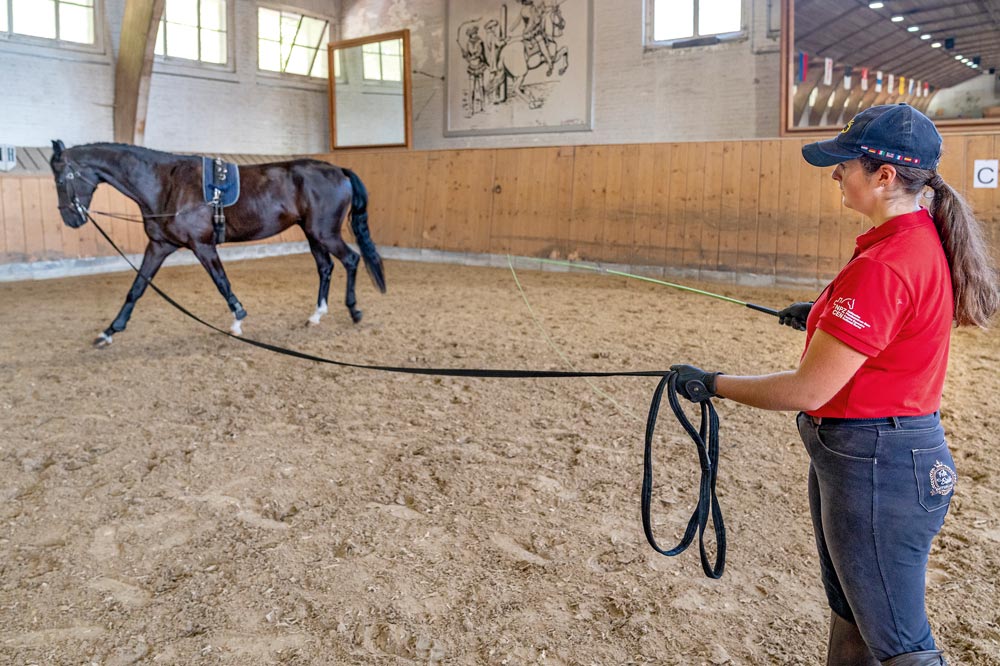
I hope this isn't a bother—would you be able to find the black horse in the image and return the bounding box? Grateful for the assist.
[49,140,385,347]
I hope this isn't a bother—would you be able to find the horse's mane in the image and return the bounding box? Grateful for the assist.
[73,142,193,163]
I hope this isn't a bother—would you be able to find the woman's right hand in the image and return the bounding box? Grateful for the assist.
[778,302,813,331]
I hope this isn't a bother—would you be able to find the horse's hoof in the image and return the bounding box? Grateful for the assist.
[93,333,113,348]
[306,316,321,327]
[351,310,363,324]
[230,319,243,336]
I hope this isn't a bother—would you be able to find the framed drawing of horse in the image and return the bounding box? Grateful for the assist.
[48,140,386,347]
[445,0,593,136]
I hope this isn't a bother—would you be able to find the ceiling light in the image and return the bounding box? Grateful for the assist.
[869,2,885,8]
[907,26,920,32]
[954,54,963,60]
[891,15,904,22]
[962,58,970,63]
[931,42,942,48]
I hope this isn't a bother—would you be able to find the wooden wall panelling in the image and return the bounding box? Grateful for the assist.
[97,184,130,256]
[510,147,569,258]
[39,178,65,259]
[696,141,724,271]
[755,140,782,276]
[568,145,608,260]
[631,143,670,267]
[422,150,494,253]
[489,148,522,255]
[735,141,761,274]
[816,157,843,278]
[665,142,688,268]
[679,142,708,270]
[544,146,576,259]
[717,142,743,272]
[602,144,638,264]
[964,135,999,259]
[58,181,82,260]
[20,178,45,260]
[794,139,822,279]
[776,140,802,276]
[1,178,25,259]
[394,152,431,251]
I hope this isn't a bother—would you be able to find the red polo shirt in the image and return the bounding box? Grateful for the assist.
[803,208,953,417]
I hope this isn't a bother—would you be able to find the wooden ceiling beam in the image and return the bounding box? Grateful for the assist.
[113,0,166,145]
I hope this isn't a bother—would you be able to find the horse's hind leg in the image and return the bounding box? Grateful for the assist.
[306,236,334,326]
[326,238,363,323]
[97,240,178,347]
[191,243,247,335]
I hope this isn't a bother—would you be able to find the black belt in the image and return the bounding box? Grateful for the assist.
[808,414,936,427]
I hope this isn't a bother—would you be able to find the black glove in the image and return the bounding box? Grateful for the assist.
[777,301,813,331]
[669,364,722,403]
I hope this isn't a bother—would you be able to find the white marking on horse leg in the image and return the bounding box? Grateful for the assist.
[308,299,328,326]
[94,332,113,347]
[230,317,243,336]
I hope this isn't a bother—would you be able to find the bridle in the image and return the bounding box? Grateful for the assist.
[56,160,99,224]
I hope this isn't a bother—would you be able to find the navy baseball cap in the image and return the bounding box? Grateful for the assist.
[802,103,942,171]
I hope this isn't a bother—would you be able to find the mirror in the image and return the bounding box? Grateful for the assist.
[780,0,1000,134]
[327,29,412,149]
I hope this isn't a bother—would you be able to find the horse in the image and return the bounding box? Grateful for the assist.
[494,1,569,109]
[48,140,386,348]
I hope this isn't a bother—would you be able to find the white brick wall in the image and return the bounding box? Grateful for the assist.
[341,0,783,149]
[0,0,339,153]
[0,0,784,153]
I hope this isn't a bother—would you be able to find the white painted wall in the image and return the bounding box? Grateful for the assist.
[927,74,1000,120]
[340,0,784,149]
[0,0,340,153]
[1,0,786,153]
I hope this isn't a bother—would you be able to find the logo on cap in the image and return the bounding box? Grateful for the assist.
[840,119,855,135]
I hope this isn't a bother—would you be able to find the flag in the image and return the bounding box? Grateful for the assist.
[798,52,809,82]
[861,68,869,91]
[875,70,883,92]
[844,66,853,89]
[888,73,895,93]
[911,79,918,95]
[899,76,906,95]
[823,57,833,86]
[923,82,929,97]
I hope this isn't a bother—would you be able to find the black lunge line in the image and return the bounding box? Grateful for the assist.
[86,215,726,578]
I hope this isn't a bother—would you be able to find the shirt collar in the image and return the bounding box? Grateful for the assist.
[856,208,935,251]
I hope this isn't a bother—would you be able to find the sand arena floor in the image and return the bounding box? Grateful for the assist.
[1,256,999,665]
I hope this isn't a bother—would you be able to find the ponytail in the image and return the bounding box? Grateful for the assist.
[860,155,1000,327]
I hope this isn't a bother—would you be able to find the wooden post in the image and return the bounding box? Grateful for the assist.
[114,0,165,144]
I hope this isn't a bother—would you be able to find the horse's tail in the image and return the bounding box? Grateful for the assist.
[343,168,386,293]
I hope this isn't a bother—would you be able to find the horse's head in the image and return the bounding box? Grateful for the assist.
[49,139,98,228]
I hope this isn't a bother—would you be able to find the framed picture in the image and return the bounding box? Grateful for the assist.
[445,0,593,136]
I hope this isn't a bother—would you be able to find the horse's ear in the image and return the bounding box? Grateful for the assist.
[51,140,65,159]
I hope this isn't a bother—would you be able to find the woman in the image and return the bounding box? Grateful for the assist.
[672,104,998,666]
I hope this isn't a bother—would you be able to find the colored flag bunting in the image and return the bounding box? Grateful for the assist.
[823,57,833,86]
[844,66,853,89]
[875,70,883,92]
[861,68,869,91]
[798,52,809,82]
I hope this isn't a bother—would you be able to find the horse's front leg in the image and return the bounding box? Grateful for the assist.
[97,240,178,347]
[191,242,247,335]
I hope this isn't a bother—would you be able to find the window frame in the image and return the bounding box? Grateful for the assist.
[360,39,403,84]
[0,0,106,55]
[153,0,236,74]
[256,2,333,83]
[644,0,747,49]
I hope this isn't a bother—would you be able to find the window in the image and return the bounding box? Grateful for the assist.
[649,0,742,44]
[1,0,96,45]
[362,39,401,82]
[154,0,228,65]
[258,6,330,79]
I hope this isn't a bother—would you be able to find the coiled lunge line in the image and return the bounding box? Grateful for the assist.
[86,215,726,578]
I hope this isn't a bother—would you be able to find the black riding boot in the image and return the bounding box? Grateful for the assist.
[827,611,879,666]
[881,650,947,665]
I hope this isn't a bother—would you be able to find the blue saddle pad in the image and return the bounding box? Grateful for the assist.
[201,157,240,207]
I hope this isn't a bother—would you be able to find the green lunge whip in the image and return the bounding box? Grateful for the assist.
[534,257,780,317]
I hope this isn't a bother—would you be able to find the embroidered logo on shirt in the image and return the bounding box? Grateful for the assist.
[831,297,871,331]
[929,460,957,496]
